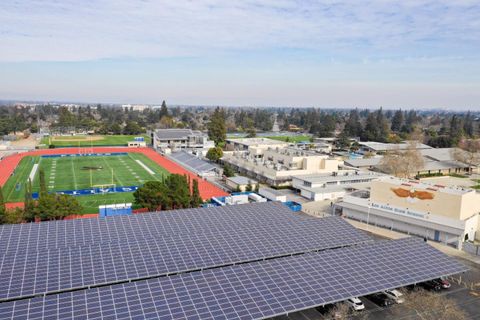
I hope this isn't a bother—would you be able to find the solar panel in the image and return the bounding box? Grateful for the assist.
[0,237,467,320]
[0,203,371,301]
[0,202,322,256]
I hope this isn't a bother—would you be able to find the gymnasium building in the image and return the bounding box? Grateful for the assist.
[337,176,480,249]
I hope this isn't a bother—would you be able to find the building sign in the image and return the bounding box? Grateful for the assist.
[371,202,426,219]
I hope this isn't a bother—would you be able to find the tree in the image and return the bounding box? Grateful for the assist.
[0,186,5,224]
[223,163,235,177]
[453,139,480,172]
[207,107,227,146]
[401,288,468,320]
[39,169,47,197]
[57,107,75,130]
[449,115,464,145]
[245,181,253,192]
[52,194,82,220]
[391,109,404,132]
[123,121,144,135]
[343,109,362,138]
[335,132,351,150]
[159,100,169,119]
[24,180,35,222]
[379,141,424,178]
[362,109,390,142]
[206,147,223,162]
[110,122,123,135]
[323,302,351,319]
[133,174,198,211]
[190,179,203,208]
[245,118,256,138]
[3,207,24,224]
[133,181,167,211]
[164,174,191,209]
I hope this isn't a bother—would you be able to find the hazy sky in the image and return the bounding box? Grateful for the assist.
[1,0,480,108]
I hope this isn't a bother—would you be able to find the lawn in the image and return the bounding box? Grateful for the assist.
[3,153,168,213]
[39,134,151,147]
[265,135,312,143]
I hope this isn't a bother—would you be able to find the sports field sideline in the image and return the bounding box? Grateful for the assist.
[0,147,228,214]
[3,153,169,202]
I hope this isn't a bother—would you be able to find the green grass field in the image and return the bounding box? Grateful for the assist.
[39,134,151,147]
[265,135,312,143]
[226,134,312,143]
[3,153,168,213]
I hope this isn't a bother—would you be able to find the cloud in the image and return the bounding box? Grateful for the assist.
[1,0,479,62]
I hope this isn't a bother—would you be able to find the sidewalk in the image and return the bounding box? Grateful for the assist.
[345,218,480,265]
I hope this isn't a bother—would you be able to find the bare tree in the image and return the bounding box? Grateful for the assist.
[452,139,480,173]
[400,288,468,320]
[379,141,424,178]
[324,302,352,319]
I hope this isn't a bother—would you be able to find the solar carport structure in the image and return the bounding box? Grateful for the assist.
[0,202,467,319]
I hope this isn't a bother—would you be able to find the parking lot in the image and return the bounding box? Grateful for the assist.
[271,245,480,320]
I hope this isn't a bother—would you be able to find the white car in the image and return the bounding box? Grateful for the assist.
[383,289,405,304]
[346,297,365,311]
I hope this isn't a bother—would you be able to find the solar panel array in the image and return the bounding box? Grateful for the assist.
[0,237,467,320]
[0,202,332,255]
[0,202,372,301]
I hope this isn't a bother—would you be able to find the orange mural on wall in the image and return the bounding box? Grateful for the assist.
[391,188,435,200]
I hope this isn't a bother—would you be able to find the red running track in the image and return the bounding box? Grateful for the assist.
[0,147,228,202]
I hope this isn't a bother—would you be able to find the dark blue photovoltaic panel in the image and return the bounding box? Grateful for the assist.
[0,237,467,320]
[0,202,372,301]
[0,202,361,256]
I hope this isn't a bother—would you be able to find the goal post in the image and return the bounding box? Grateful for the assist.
[91,184,116,194]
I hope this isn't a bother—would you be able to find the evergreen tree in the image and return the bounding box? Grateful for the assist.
[362,112,378,141]
[245,118,256,138]
[0,186,5,224]
[190,179,203,208]
[123,121,144,135]
[39,169,47,197]
[343,109,362,137]
[391,109,404,132]
[159,100,169,119]
[133,181,167,211]
[449,115,464,145]
[207,107,227,146]
[463,112,475,137]
[223,163,235,177]
[375,108,390,142]
[24,179,35,222]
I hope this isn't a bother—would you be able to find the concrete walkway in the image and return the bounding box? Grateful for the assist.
[346,218,480,265]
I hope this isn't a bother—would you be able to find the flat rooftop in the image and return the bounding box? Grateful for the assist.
[226,137,288,146]
[155,129,203,140]
[376,176,475,195]
[294,171,383,184]
[360,141,433,151]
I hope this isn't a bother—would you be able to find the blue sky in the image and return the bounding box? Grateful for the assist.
[1,0,480,108]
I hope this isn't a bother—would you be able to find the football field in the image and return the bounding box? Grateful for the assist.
[3,153,169,213]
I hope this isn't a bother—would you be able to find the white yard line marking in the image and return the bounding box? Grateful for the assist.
[101,157,124,186]
[135,160,155,175]
[29,164,39,182]
[70,157,78,189]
